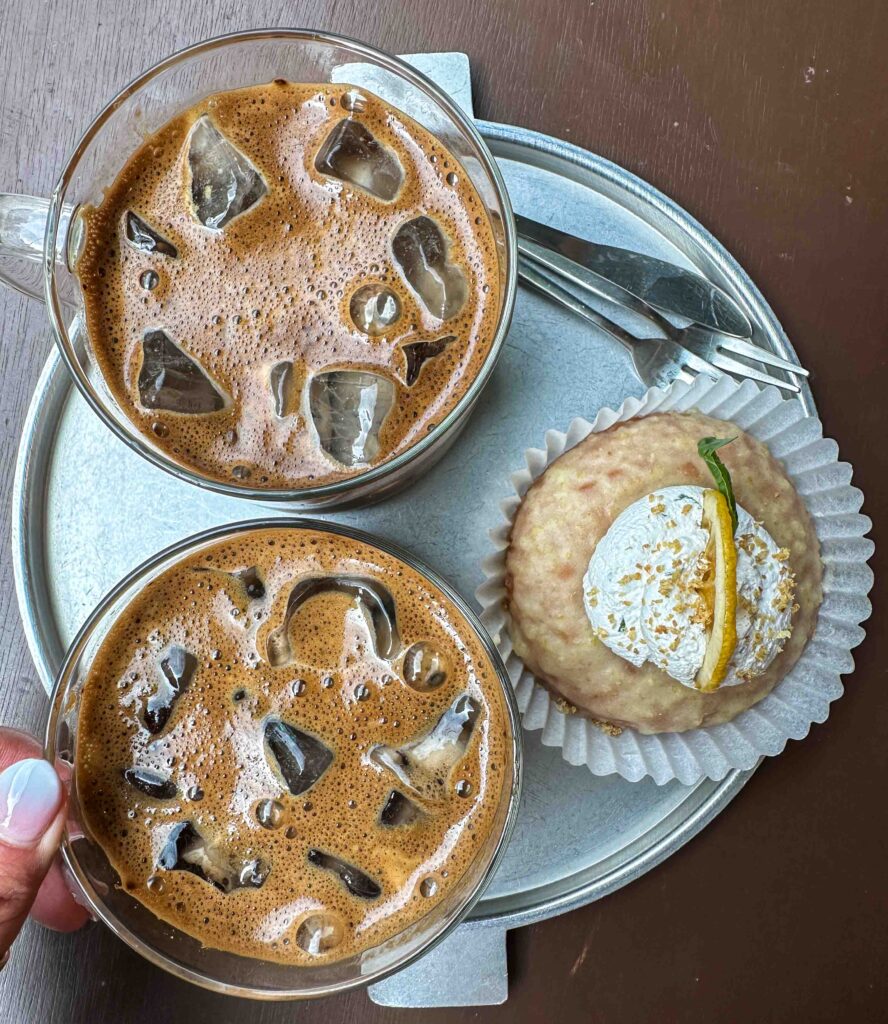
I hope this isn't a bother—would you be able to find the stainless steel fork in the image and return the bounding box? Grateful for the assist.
[518,237,806,392]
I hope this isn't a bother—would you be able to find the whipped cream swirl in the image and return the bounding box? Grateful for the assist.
[583,486,795,689]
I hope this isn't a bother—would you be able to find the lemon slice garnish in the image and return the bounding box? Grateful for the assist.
[695,489,738,692]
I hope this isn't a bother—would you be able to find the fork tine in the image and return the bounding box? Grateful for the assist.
[670,343,722,379]
[715,336,809,376]
[706,349,801,392]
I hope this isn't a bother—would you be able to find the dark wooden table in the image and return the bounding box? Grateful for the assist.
[1,2,885,1021]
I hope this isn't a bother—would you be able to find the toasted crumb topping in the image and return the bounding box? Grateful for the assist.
[591,718,623,737]
[554,697,577,715]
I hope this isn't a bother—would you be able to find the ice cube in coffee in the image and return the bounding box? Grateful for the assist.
[75,526,512,965]
[74,82,501,489]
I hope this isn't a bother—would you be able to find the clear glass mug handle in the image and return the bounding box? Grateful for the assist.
[0,194,73,302]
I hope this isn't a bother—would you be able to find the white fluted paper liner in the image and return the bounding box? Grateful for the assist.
[476,375,873,785]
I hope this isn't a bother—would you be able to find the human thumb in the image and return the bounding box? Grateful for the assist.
[0,758,66,963]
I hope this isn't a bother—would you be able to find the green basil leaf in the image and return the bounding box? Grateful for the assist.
[697,436,739,533]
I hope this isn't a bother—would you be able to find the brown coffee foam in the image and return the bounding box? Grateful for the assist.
[75,527,511,964]
[76,82,502,488]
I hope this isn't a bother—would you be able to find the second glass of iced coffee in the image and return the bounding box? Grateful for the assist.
[0,30,516,508]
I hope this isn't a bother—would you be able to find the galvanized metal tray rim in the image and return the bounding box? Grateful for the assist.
[468,759,753,928]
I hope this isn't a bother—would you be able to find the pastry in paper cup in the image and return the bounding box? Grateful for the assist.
[476,375,873,785]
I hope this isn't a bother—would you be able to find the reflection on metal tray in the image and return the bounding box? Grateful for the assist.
[12,121,812,1008]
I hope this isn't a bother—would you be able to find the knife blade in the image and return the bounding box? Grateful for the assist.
[515,213,752,339]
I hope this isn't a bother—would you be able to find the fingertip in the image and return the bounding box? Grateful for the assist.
[0,731,90,933]
[0,758,64,847]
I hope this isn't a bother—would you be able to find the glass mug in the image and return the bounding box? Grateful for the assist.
[46,518,523,998]
[0,30,517,509]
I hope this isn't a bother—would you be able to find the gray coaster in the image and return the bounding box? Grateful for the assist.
[399,51,473,115]
[331,50,474,118]
[368,925,507,1007]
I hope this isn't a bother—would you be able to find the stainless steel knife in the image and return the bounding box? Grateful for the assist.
[515,213,753,339]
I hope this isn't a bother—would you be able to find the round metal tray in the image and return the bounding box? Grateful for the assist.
[12,120,813,1003]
